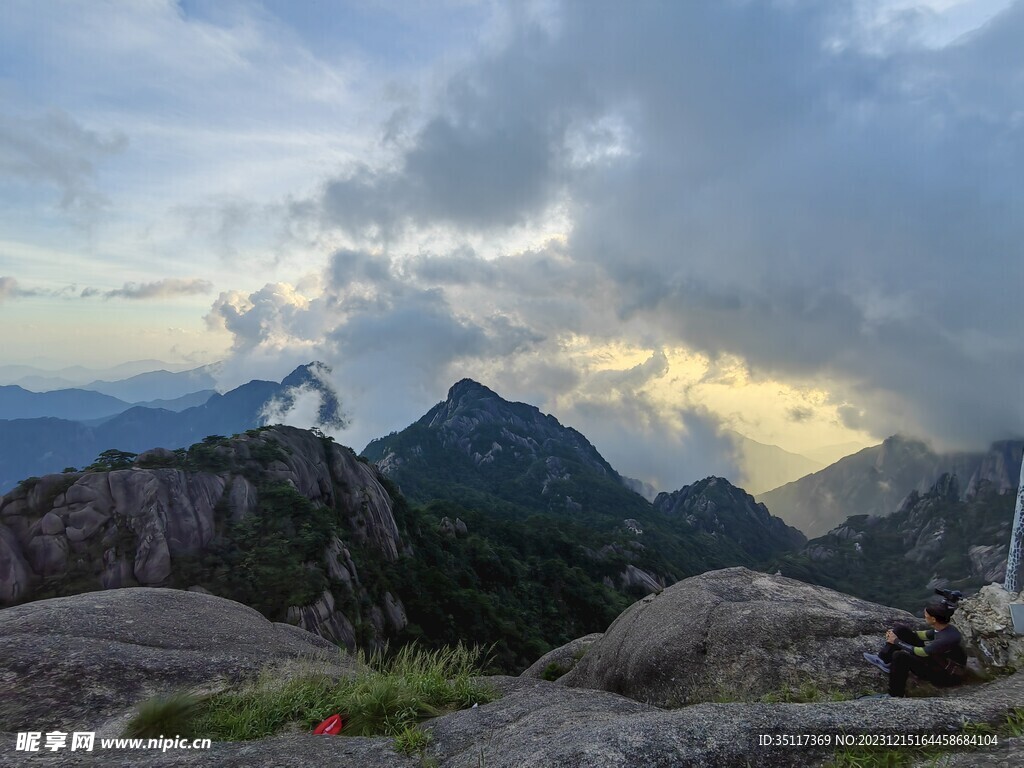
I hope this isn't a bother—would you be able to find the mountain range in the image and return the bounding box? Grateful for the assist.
[0,363,335,492]
[757,435,1023,537]
[2,366,1020,673]
[0,384,215,421]
[775,472,1015,613]
[0,360,214,394]
[1,379,806,671]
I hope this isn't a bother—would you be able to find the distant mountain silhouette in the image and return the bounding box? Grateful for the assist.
[0,386,131,421]
[82,365,219,402]
[757,436,1024,537]
[0,363,335,492]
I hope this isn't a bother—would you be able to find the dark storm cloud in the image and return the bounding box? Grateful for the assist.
[219,1,1024,485]
[308,0,1023,449]
[556,0,1024,448]
[328,249,394,288]
[317,17,594,236]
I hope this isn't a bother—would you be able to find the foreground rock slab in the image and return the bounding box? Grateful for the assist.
[6,674,1023,768]
[0,588,351,736]
[562,566,914,705]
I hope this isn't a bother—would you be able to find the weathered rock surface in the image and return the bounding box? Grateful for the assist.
[4,570,1024,768]
[0,426,408,653]
[520,633,603,679]
[562,567,913,705]
[7,673,1024,768]
[0,588,352,736]
[953,583,1024,670]
[285,588,357,649]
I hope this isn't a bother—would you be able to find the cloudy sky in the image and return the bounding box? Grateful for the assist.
[1,0,1021,493]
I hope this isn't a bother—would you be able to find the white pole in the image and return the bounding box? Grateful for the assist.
[1006,451,1024,593]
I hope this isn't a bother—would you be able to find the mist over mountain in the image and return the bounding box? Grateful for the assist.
[776,473,1016,613]
[757,436,1024,537]
[0,364,336,493]
[725,431,825,495]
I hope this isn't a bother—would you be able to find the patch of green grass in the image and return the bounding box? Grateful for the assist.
[394,724,433,755]
[757,679,856,704]
[826,750,914,768]
[125,644,496,742]
[1004,707,1024,737]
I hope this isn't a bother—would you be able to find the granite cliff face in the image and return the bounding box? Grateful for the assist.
[0,426,407,649]
[654,477,806,562]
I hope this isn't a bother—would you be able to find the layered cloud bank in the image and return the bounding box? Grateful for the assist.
[3,1,1022,491]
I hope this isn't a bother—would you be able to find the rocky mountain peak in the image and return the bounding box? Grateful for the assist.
[420,378,544,434]
[446,377,499,403]
[380,379,619,481]
[654,476,806,560]
[274,361,346,430]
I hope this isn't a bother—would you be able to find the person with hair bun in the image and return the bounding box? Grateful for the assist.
[862,596,967,697]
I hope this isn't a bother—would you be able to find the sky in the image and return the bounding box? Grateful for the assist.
[1,0,1022,494]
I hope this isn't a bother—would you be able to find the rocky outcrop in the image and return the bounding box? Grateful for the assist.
[9,672,1024,767]
[5,572,1024,768]
[520,633,603,680]
[1,469,226,596]
[286,589,357,649]
[439,516,468,538]
[0,588,352,736]
[968,545,1008,583]
[953,584,1024,670]
[655,476,806,560]
[0,427,402,602]
[0,426,409,655]
[562,567,912,705]
[618,564,663,594]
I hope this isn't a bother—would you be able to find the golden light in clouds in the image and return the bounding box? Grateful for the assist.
[555,336,874,459]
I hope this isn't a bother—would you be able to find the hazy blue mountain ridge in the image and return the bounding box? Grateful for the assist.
[0,365,329,492]
[0,385,132,421]
[757,436,1024,537]
[82,364,219,402]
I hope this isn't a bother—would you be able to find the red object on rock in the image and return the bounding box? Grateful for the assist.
[313,714,344,735]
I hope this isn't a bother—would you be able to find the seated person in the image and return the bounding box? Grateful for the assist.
[863,597,967,697]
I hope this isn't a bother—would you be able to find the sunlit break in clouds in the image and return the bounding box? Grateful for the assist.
[1,0,1021,494]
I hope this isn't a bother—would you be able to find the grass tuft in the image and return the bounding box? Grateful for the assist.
[394,724,433,756]
[124,692,206,739]
[125,643,496,742]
